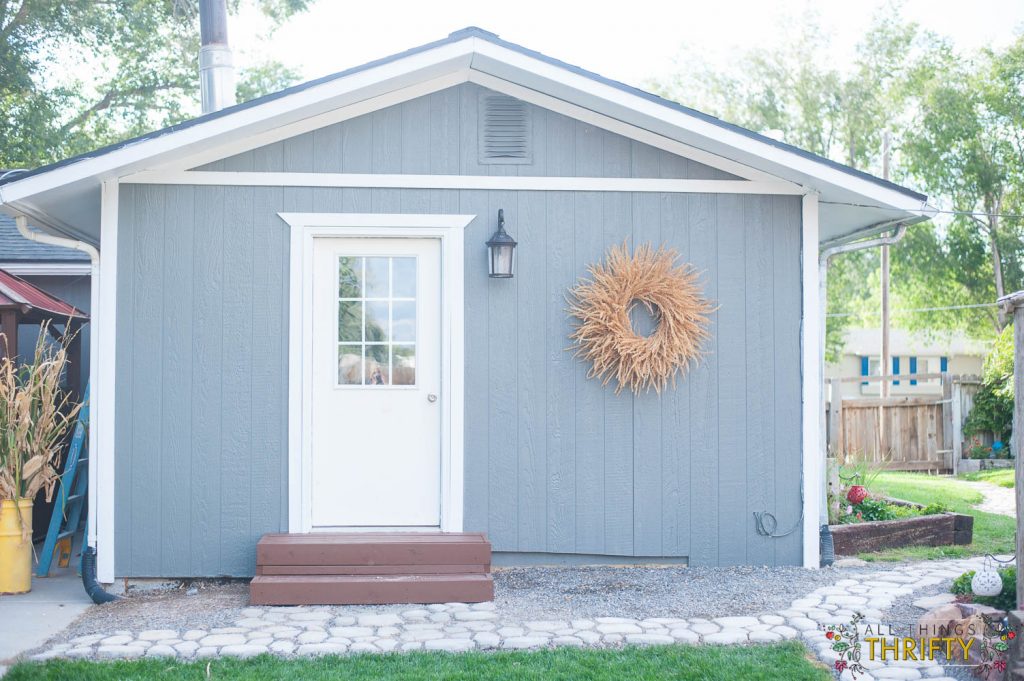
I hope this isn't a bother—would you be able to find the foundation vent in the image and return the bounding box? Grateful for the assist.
[479,94,532,164]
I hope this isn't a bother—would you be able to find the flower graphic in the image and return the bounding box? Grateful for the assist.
[822,614,868,679]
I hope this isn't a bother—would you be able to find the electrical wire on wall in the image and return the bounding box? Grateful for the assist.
[753,474,804,538]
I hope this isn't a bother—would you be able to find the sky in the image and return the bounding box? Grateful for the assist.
[231,0,1024,89]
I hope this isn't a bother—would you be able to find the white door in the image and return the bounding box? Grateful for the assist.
[310,237,442,528]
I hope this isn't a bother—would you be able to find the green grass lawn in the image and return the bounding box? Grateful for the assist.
[6,645,829,681]
[856,471,1014,562]
[959,468,1015,488]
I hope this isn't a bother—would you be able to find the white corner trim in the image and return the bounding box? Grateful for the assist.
[801,193,822,569]
[284,212,470,534]
[0,262,92,276]
[124,171,803,195]
[96,179,118,582]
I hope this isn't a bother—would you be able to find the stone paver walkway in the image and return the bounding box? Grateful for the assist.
[25,555,1004,680]
[961,479,1015,517]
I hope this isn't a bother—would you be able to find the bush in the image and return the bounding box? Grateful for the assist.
[837,497,948,524]
[951,567,1017,612]
[964,324,1014,441]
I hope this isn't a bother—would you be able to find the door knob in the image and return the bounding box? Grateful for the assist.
[427,393,438,403]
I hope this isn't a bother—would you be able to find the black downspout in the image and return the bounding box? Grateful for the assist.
[82,546,120,604]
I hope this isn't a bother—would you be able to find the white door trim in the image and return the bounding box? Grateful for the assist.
[281,212,472,534]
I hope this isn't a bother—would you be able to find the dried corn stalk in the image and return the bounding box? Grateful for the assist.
[0,322,82,540]
[568,242,713,395]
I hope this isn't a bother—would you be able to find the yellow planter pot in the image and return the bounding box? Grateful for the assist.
[0,498,33,594]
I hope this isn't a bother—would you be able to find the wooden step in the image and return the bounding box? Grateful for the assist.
[257,563,488,576]
[250,573,494,605]
[256,532,491,568]
[251,532,493,605]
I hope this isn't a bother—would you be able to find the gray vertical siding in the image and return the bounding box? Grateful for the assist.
[197,83,739,182]
[114,85,804,576]
[17,275,91,385]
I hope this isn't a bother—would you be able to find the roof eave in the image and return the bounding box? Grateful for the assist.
[0,27,927,238]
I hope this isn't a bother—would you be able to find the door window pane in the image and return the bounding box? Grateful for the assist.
[336,254,418,387]
[338,345,362,385]
[365,345,389,385]
[392,345,416,385]
[365,257,389,298]
[338,257,362,298]
[393,257,416,298]
[392,301,416,342]
[338,301,361,342]
[365,301,389,342]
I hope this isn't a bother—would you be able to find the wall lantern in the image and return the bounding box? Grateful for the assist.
[486,209,517,278]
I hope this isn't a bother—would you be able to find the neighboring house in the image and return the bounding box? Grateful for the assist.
[826,328,988,400]
[0,213,91,389]
[0,28,930,583]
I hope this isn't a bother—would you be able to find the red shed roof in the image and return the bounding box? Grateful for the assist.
[0,269,87,321]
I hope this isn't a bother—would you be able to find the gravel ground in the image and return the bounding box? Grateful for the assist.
[51,563,879,646]
[56,581,249,640]
[491,564,873,620]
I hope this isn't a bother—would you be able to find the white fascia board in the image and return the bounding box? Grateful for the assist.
[0,262,92,276]
[469,39,928,215]
[0,42,477,204]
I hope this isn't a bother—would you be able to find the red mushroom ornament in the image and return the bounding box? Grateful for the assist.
[846,485,868,505]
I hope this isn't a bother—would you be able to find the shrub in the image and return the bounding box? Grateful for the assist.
[855,498,898,522]
[921,502,949,515]
[951,567,1017,612]
[964,324,1014,441]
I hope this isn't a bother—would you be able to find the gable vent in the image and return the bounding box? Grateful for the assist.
[479,94,532,164]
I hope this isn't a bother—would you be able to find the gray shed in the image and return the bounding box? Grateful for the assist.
[0,28,930,584]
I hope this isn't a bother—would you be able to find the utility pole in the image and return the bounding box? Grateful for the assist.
[880,131,892,400]
[876,130,892,454]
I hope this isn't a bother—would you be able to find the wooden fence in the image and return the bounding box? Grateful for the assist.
[826,373,981,473]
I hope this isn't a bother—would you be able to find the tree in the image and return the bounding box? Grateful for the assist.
[901,36,1024,331]
[651,11,924,359]
[0,0,309,169]
[652,10,1024,349]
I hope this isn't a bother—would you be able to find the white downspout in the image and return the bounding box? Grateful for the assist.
[14,215,101,551]
[815,218,923,564]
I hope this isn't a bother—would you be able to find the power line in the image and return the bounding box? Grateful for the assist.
[827,302,1000,318]
[819,201,1024,220]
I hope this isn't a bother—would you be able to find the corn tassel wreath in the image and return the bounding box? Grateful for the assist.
[568,242,714,395]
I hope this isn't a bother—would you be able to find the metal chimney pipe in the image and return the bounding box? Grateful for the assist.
[199,0,236,113]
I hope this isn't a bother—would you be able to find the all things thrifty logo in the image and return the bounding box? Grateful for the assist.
[823,613,1017,679]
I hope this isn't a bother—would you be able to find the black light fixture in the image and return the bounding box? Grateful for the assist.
[486,209,517,278]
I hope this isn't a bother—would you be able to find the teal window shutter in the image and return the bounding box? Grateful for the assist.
[861,356,869,386]
[892,356,900,386]
[909,356,917,385]
[940,356,948,372]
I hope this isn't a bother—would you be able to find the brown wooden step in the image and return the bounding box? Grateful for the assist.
[257,563,488,576]
[256,532,491,568]
[249,573,494,605]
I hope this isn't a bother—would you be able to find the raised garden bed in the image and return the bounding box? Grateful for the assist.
[830,511,973,555]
